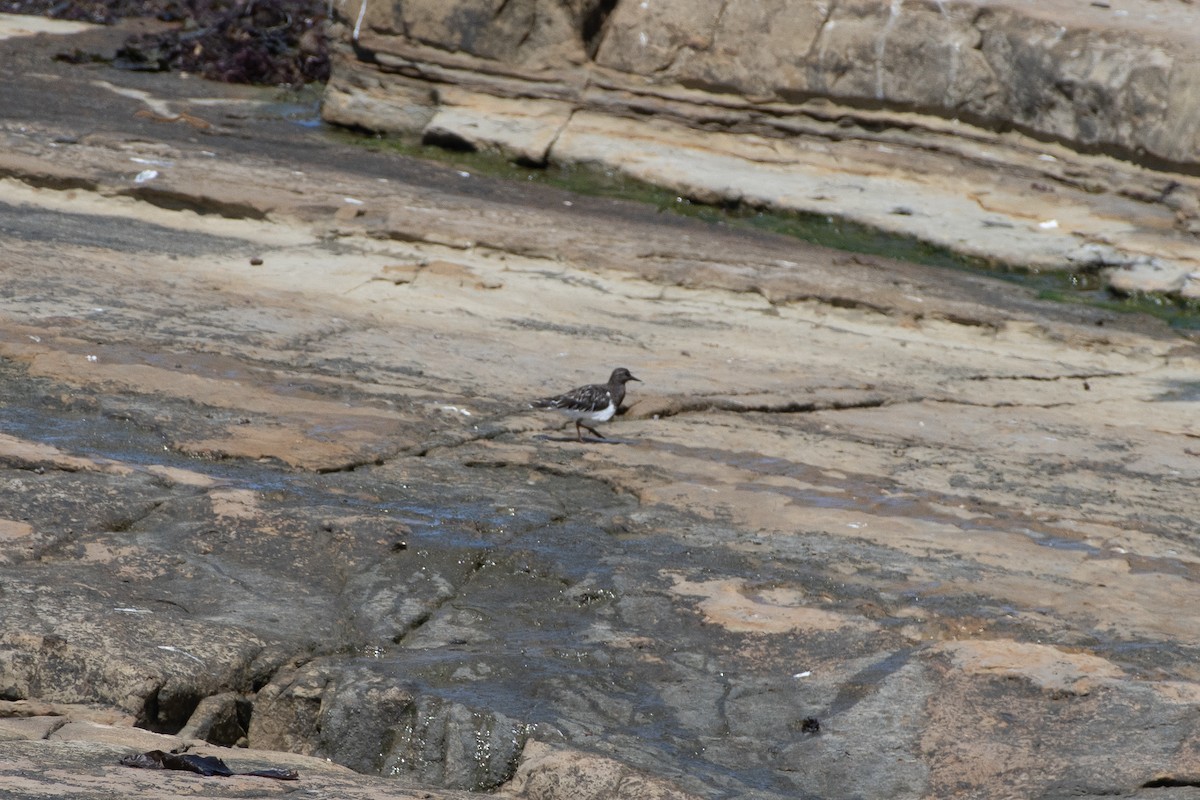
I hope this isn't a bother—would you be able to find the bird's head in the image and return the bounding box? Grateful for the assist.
[610,367,641,384]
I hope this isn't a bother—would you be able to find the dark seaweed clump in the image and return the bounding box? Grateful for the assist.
[1,0,176,23]
[0,0,329,85]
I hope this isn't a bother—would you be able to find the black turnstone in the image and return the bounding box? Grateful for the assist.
[532,367,641,442]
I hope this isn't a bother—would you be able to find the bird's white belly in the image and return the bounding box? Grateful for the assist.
[561,402,616,423]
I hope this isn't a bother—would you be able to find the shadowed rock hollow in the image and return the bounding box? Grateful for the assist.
[1,10,1200,800]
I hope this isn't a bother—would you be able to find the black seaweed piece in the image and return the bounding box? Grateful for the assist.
[119,749,299,780]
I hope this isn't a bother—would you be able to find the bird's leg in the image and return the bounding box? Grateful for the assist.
[581,424,605,440]
[575,421,585,442]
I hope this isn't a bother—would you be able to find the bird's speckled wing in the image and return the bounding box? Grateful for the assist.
[532,383,613,413]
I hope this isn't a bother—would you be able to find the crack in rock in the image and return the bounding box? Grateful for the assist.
[964,371,1124,382]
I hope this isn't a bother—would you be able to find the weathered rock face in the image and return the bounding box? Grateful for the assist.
[250,660,531,789]
[334,0,1200,167]
[5,15,1200,800]
[323,0,1200,298]
[595,0,1200,166]
[367,0,610,67]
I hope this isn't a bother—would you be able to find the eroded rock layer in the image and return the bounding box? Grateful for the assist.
[322,0,1200,297]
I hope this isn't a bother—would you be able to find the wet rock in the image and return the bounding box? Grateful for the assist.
[383,694,526,789]
[250,660,527,790]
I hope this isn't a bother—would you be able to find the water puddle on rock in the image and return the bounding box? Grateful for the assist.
[0,400,294,493]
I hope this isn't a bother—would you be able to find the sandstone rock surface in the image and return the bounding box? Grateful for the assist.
[322,0,1200,298]
[2,15,1200,800]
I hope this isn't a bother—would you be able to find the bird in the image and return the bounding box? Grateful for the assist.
[531,367,641,442]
